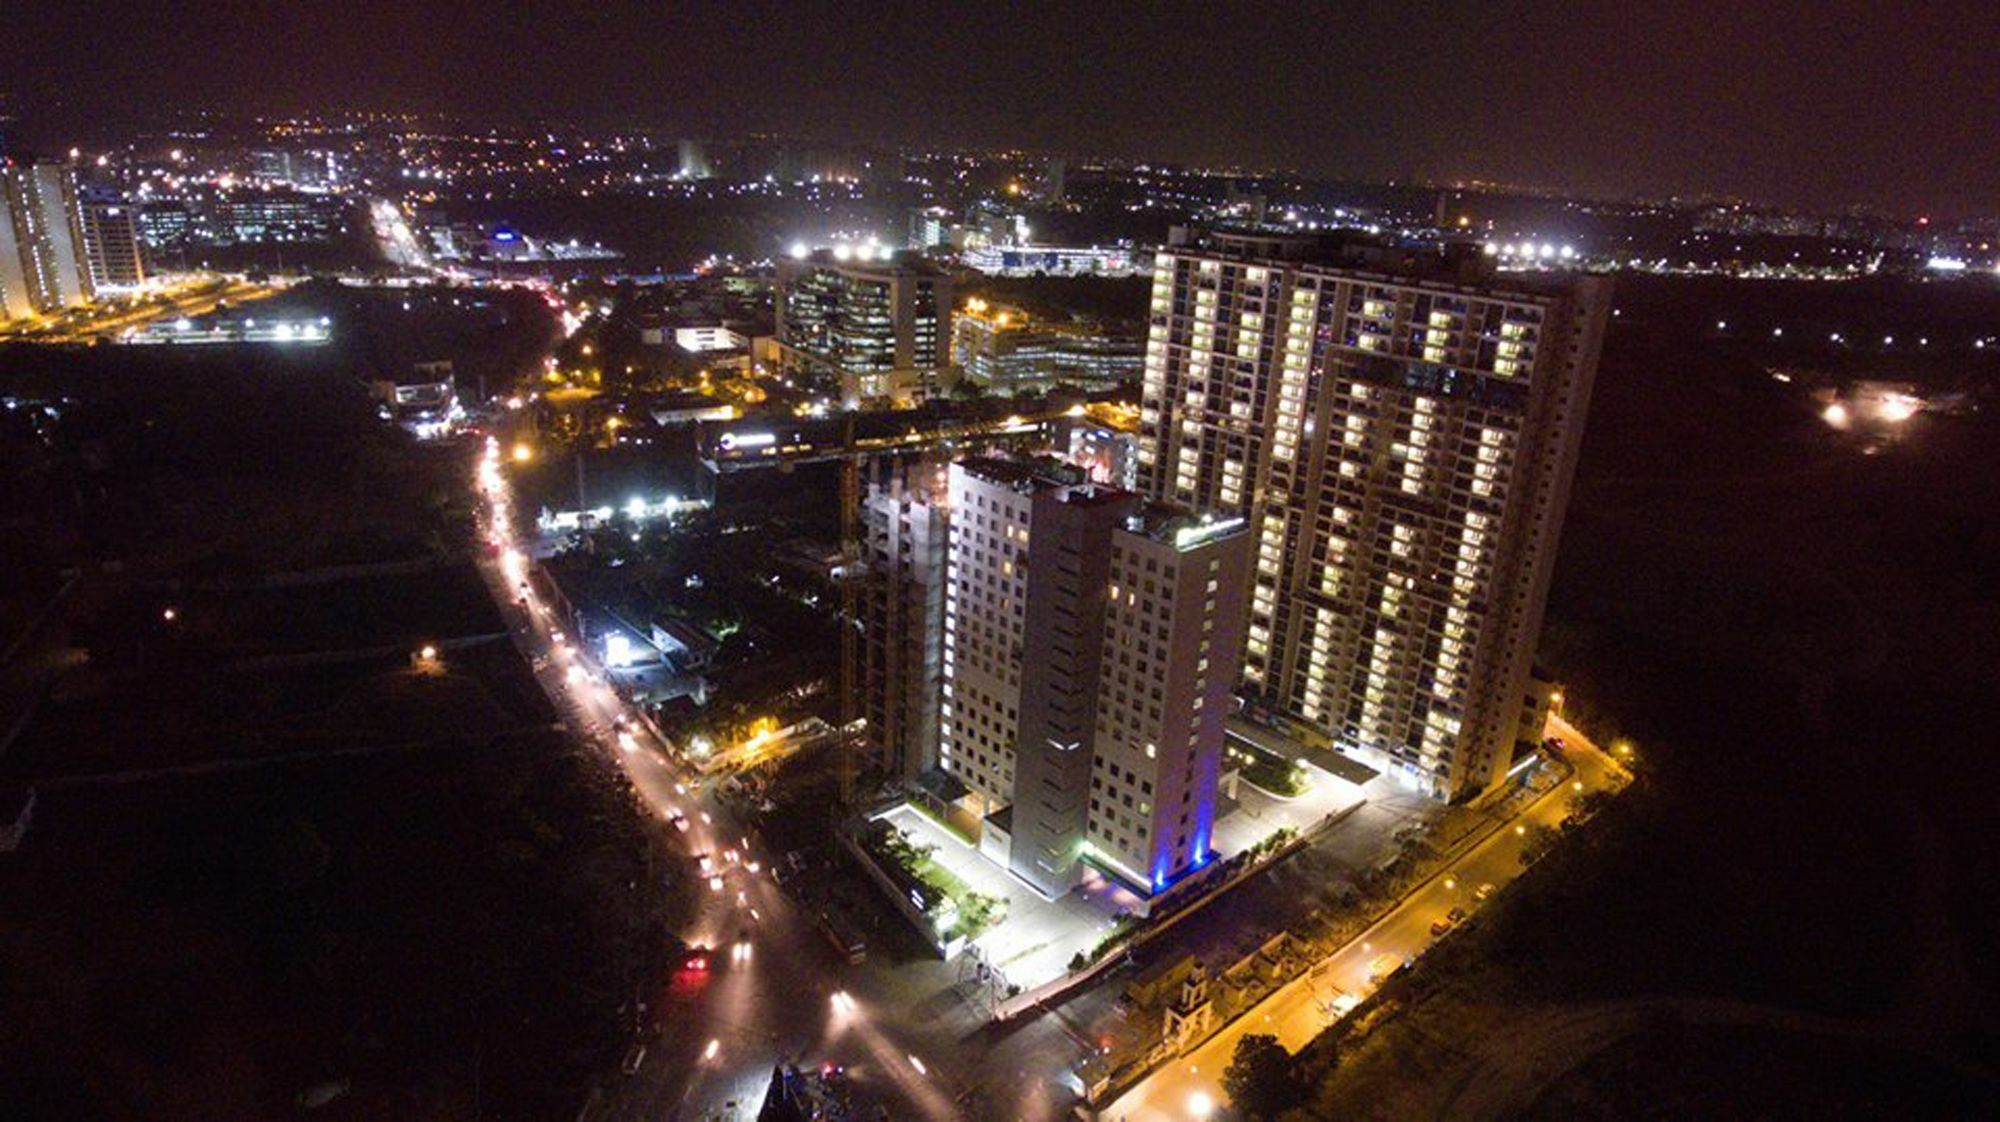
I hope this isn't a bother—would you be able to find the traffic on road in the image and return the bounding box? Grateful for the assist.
[473,435,956,1120]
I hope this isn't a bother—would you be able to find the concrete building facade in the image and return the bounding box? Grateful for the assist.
[0,161,93,321]
[81,201,145,289]
[857,457,951,784]
[936,458,1252,897]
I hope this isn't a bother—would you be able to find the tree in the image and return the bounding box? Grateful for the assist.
[1518,822,1560,867]
[1568,787,1615,821]
[1223,1033,1303,1121]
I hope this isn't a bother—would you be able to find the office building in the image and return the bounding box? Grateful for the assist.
[952,299,1144,394]
[775,248,952,407]
[251,149,337,189]
[1137,228,1610,801]
[908,206,951,251]
[960,243,1146,277]
[0,160,93,321]
[937,458,1251,898]
[80,201,145,289]
[135,191,346,250]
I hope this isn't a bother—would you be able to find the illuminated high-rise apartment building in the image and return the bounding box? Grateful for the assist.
[0,160,93,322]
[1137,229,1610,800]
[936,458,1250,898]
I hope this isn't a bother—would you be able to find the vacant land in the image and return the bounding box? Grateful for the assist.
[0,300,664,1121]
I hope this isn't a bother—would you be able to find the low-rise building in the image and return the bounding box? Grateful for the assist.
[953,299,1144,395]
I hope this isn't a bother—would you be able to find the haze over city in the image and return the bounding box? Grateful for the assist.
[11,1,2000,211]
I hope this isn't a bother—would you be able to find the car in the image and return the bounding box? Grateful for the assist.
[669,812,690,832]
[621,1043,647,1076]
[1430,918,1452,937]
[1446,906,1467,924]
[1474,882,1496,902]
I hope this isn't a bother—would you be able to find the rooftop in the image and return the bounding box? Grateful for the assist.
[1167,224,1571,300]
[1123,503,1251,551]
[954,455,1086,493]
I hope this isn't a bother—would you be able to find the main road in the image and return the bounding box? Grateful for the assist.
[470,437,958,1121]
[1100,719,1628,1121]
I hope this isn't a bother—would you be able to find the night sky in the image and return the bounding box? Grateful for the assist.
[11,0,1998,214]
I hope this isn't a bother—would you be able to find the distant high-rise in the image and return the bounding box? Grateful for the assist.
[907,206,951,251]
[80,201,145,289]
[775,248,952,407]
[936,458,1251,898]
[0,160,93,321]
[1137,229,1610,800]
[1043,157,1066,202]
[676,139,714,180]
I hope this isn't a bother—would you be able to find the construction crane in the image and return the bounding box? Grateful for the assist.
[836,412,862,811]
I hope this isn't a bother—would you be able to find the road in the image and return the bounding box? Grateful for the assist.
[1100,719,1627,1122]
[470,437,959,1121]
[472,431,1634,1121]
[0,277,284,343]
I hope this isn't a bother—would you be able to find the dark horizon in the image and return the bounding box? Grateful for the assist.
[10,0,2000,217]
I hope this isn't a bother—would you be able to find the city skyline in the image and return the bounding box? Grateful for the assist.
[10,1,2000,215]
